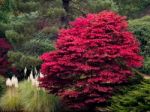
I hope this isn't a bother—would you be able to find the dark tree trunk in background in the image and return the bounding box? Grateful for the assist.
[62,0,71,12]
[61,0,71,26]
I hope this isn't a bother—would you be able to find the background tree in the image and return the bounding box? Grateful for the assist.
[0,0,15,76]
[5,0,55,70]
[0,0,14,37]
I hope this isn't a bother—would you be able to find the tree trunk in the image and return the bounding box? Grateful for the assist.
[62,0,71,12]
[61,0,71,26]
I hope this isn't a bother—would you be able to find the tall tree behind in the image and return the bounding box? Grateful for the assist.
[0,0,15,76]
[4,0,70,71]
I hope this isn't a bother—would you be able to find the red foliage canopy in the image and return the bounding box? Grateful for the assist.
[40,11,143,109]
[0,38,11,75]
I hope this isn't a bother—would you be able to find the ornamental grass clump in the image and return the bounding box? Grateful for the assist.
[0,88,22,111]
[0,73,60,112]
[40,11,143,110]
[0,76,22,111]
[19,72,61,112]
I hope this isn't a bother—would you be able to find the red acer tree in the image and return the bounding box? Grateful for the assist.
[40,11,143,110]
[0,38,12,75]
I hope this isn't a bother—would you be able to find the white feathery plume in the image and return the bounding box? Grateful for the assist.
[35,75,38,80]
[35,79,39,87]
[31,78,36,86]
[24,67,27,75]
[34,67,38,75]
[30,75,39,88]
[11,76,18,88]
[6,78,12,87]
[11,76,16,84]
[29,70,34,80]
[39,72,44,78]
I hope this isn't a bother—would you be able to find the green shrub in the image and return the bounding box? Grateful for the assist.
[23,38,55,56]
[88,0,118,13]
[129,16,150,74]
[109,79,150,112]
[17,1,39,13]
[5,30,25,46]
[19,81,61,112]
[129,16,150,57]
[8,51,41,69]
[41,26,59,39]
[0,22,11,36]
[47,7,66,19]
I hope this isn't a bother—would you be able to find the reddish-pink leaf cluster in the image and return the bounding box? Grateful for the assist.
[0,38,11,75]
[40,11,143,109]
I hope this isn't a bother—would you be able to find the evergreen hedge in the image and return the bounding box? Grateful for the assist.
[129,16,150,74]
[109,79,150,112]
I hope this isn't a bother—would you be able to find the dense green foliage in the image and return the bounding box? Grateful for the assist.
[109,79,150,112]
[8,51,41,69]
[129,16,150,74]
[0,0,13,36]
[68,0,118,19]
[0,0,13,23]
[114,0,150,18]
[2,0,55,70]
